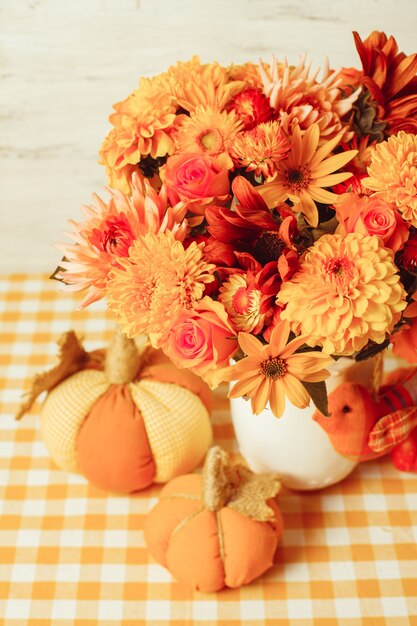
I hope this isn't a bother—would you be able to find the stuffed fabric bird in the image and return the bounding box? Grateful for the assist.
[313,367,417,471]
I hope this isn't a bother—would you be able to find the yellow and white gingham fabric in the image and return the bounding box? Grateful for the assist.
[129,379,212,482]
[41,369,109,471]
[1,273,417,625]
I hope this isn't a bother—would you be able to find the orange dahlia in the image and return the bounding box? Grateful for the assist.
[55,174,187,308]
[220,320,332,417]
[353,31,417,135]
[260,55,361,141]
[173,107,243,169]
[229,121,290,178]
[165,56,243,113]
[99,99,176,194]
[363,131,417,227]
[257,123,357,226]
[107,232,215,346]
[277,233,407,356]
[226,62,266,89]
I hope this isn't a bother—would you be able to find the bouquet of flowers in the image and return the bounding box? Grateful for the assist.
[54,31,417,419]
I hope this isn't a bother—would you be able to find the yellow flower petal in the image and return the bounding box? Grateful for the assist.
[238,332,265,357]
[283,374,311,408]
[269,378,286,418]
[251,377,272,414]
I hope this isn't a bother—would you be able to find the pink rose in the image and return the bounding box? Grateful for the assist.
[335,193,409,253]
[164,297,237,379]
[164,154,230,205]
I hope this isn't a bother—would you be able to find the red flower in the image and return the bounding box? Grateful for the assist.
[227,88,275,130]
[398,232,417,272]
[353,31,417,134]
[219,256,282,334]
[205,176,297,267]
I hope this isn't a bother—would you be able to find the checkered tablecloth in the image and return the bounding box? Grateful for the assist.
[1,274,417,625]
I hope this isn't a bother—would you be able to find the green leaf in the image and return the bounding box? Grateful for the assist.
[302,380,329,417]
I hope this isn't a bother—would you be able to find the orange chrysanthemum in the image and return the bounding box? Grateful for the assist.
[353,31,417,135]
[165,56,244,113]
[363,131,417,227]
[230,121,290,178]
[222,320,332,417]
[55,173,188,308]
[257,123,357,226]
[173,107,243,169]
[107,232,215,347]
[260,55,361,141]
[277,233,407,356]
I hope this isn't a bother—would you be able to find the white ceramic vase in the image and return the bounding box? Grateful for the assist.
[230,357,377,490]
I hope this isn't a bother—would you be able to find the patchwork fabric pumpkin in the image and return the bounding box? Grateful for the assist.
[144,446,283,592]
[17,330,212,493]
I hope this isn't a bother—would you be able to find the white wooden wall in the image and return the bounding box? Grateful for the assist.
[2,0,417,272]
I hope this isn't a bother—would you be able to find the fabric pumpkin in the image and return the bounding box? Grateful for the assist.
[144,446,283,592]
[17,330,212,493]
[313,365,417,470]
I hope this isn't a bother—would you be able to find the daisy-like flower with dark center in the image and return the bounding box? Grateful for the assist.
[256,123,358,227]
[217,320,333,417]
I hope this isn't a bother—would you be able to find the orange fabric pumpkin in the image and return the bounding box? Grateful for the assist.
[144,446,283,592]
[17,330,212,493]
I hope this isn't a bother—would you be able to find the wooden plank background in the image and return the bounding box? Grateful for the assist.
[1,0,417,272]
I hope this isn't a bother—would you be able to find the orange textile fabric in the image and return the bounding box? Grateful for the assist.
[1,273,417,625]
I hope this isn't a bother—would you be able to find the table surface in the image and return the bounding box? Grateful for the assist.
[1,274,417,626]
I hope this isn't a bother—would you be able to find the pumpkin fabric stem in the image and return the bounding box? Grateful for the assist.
[202,446,281,522]
[104,327,148,384]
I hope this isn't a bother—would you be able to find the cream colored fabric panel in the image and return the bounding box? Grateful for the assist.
[40,370,109,472]
[129,380,212,482]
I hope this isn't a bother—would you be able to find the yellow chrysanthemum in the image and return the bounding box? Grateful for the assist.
[363,131,417,227]
[257,123,357,226]
[173,107,243,169]
[166,56,244,113]
[277,233,407,356]
[107,232,215,347]
[230,121,290,178]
